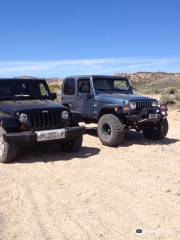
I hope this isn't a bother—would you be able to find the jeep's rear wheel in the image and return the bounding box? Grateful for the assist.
[143,118,169,140]
[97,114,125,147]
[0,131,18,163]
[61,135,83,152]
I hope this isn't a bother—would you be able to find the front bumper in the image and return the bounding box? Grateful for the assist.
[3,126,84,144]
[125,108,167,124]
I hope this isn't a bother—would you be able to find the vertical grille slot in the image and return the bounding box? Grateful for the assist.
[135,100,152,111]
[29,110,62,130]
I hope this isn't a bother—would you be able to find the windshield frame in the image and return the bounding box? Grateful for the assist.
[92,77,131,94]
[0,79,52,101]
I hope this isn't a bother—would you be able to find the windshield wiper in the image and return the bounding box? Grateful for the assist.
[96,89,112,92]
[14,94,30,97]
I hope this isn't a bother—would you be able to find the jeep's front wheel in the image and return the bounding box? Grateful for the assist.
[61,135,83,152]
[0,131,18,163]
[97,114,125,147]
[143,118,169,140]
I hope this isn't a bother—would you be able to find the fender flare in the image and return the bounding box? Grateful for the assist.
[0,112,18,131]
[98,104,124,119]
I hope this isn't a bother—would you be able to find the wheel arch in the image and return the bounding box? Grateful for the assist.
[0,112,18,130]
[98,106,123,120]
[62,102,76,111]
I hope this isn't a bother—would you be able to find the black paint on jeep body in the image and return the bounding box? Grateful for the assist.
[0,78,84,163]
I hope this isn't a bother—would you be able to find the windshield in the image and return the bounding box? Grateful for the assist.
[0,80,51,101]
[93,77,130,93]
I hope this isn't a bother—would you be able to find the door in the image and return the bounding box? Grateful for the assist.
[76,77,94,117]
[61,78,76,110]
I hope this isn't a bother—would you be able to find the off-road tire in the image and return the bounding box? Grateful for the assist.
[0,129,18,163]
[143,118,169,140]
[97,114,125,147]
[61,135,83,152]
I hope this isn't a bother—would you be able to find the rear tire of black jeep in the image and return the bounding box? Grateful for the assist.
[143,118,169,140]
[0,130,18,163]
[97,114,125,147]
[61,135,83,152]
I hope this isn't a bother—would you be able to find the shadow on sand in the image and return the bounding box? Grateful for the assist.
[12,127,179,164]
[85,127,179,147]
[13,143,100,164]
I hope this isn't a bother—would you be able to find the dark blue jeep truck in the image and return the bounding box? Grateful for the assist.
[0,78,84,163]
[61,75,168,147]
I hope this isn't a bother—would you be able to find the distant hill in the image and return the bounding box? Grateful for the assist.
[115,72,180,94]
[17,76,38,79]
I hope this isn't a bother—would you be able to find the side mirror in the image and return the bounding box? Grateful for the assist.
[51,92,57,100]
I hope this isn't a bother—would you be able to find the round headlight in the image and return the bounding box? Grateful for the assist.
[61,110,69,120]
[152,100,159,107]
[129,101,136,110]
[19,113,28,123]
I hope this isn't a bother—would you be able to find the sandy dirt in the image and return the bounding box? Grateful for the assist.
[0,110,180,240]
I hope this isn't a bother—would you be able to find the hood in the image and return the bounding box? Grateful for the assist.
[0,100,66,115]
[95,93,155,104]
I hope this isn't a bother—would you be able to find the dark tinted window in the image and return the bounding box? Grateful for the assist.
[0,83,11,98]
[93,77,129,92]
[0,80,51,100]
[63,78,75,95]
[78,78,90,93]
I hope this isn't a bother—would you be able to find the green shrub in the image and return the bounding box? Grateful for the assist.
[164,87,179,95]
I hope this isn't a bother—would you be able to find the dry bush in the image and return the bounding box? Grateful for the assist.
[164,87,179,95]
[49,83,61,93]
[160,94,176,105]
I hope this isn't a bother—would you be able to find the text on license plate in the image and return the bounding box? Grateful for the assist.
[149,114,158,119]
[36,129,66,142]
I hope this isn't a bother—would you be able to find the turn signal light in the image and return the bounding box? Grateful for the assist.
[19,122,30,131]
[160,104,168,111]
[123,106,130,113]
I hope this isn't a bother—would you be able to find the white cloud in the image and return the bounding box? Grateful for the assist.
[0,57,180,77]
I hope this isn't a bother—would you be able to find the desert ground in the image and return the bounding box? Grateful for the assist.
[0,109,180,240]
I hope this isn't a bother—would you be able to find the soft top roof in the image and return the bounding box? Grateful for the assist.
[64,75,128,80]
[0,78,46,81]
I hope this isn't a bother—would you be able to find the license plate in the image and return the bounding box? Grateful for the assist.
[149,114,158,119]
[36,129,66,142]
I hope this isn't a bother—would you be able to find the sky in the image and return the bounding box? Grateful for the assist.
[0,0,180,77]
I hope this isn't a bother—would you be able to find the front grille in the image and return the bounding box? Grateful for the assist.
[135,100,152,111]
[29,110,63,130]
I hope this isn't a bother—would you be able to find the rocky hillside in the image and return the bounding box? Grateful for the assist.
[116,72,180,94]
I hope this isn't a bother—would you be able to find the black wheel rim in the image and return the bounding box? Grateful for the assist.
[102,123,111,137]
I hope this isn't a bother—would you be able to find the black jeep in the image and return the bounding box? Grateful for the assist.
[0,78,84,163]
[61,75,168,147]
